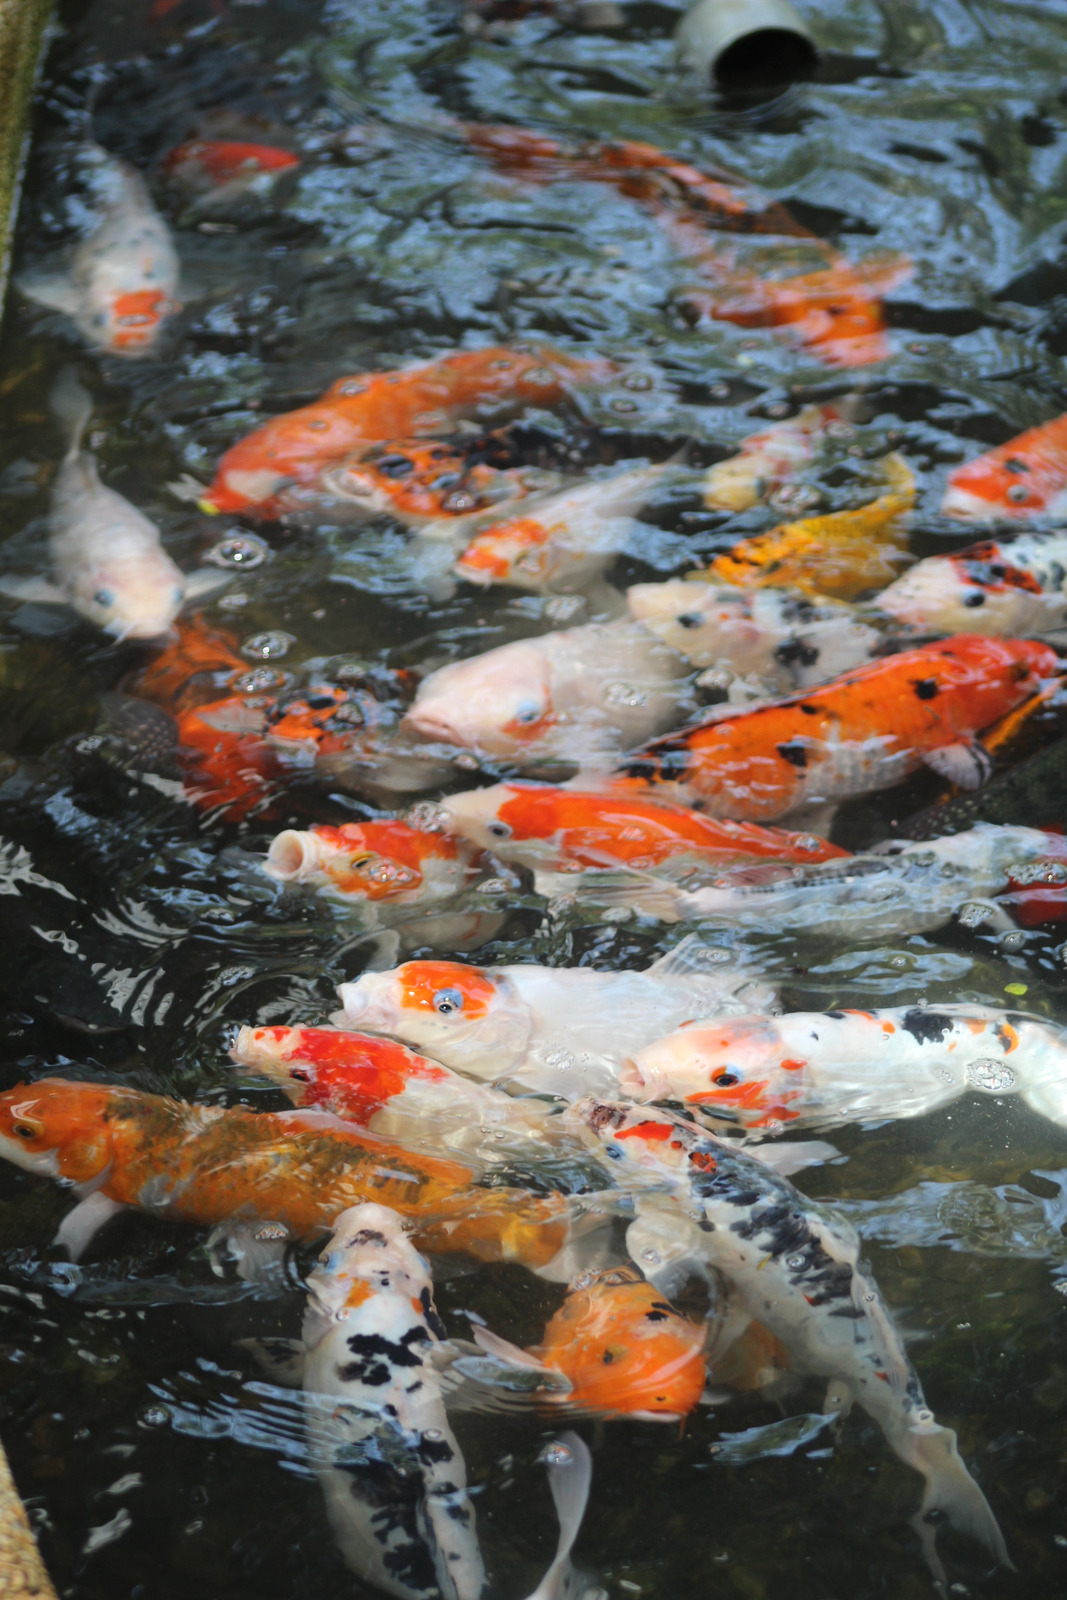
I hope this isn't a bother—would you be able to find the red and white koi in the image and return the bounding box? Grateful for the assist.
[264,820,485,908]
[703,402,856,512]
[162,139,300,212]
[876,531,1067,635]
[941,412,1067,521]
[568,1098,1009,1580]
[615,636,1059,821]
[333,938,774,1095]
[621,1002,1067,1134]
[19,144,179,356]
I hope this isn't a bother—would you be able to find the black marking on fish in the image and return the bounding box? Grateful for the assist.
[900,1008,955,1044]
[775,639,819,669]
[797,702,820,716]
[676,613,702,629]
[418,1435,455,1466]
[420,1286,447,1341]
[777,740,809,768]
[339,1327,429,1385]
[914,678,939,700]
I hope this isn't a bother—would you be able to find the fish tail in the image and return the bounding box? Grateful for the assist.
[50,368,93,459]
[902,1420,1011,1576]
[522,1431,597,1600]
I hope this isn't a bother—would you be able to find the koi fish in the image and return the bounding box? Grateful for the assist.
[333,936,775,1094]
[626,580,885,688]
[615,636,1059,821]
[703,454,915,601]
[162,139,300,211]
[0,374,221,638]
[621,1002,1067,1134]
[197,345,611,517]
[453,461,686,592]
[264,821,485,907]
[569,1099,1010,1579]
[876,531,1067,636]
[703,403,856,512]
[941,412,1067,521]
[462,124,906,368]
[439,782,848,879]
[0,1079,571,1269]
[579,820,1067,935]
[472,1264,707,1421]
[401,619,693,766]
[229,1024,567,1165]
[318,439,554,531]
[19,144,179,355]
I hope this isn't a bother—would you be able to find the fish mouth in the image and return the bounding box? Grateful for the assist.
[939,485,1007,521]
[265,829,324,882]
[401,706,471,748]
[616,1057,652,1099]
[332,979,395,1035]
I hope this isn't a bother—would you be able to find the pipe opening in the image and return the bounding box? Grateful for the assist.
[715,27,817,85]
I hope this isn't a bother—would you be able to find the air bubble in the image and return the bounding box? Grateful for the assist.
[423,1428,444,1441]
[966,1060,1015,1092]
[785,1252,806,1270]
[206,533,270,569]
[139,1406,170,1428]
[544,1442,573,1466]
[242,631,295,660]
[640,1247,661,1264]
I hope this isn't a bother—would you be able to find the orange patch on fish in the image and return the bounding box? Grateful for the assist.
[395,961,498,1019]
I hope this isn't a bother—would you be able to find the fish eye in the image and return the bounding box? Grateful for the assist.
[605,1144,623,1159]
[289,1068,312,1083]
[1007,485,1030,503]
[433,987,464,1015]
[711,1070,740,1087]
[93,589,115,608]
[487,821,512,839]
[514,702,542,725]
[12,1122,39,1141]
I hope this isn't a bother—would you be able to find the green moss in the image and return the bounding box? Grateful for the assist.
[0,0,53,311]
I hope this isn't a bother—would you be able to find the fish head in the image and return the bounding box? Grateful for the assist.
[621,1022,803,1126]
[942,455,1053,520]
[334,960,527,1073]
[441,780,570,865]
[264,820,464,901]
[539,1264,707,1418]
[402,642,556,756]
[231,1024,446,1116]
[564,1098,694,1180]
[199,406,368,515]
[72,552,186,640]
[305,1202,431,1337]
[0,1079,117,1184]
[454,515,553,587]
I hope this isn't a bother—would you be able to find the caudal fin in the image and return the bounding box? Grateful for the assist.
[523,1432,605,1600]
[903,1421,1011,1581]
[49,368,93,459]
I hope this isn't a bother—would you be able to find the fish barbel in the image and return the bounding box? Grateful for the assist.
[19,144,179,355]
[198,345,612,516]
[614,635,1059,820]
[568,1099,1009,1579]
[333,937,775,1094]
[941,411,1067,521]
[622,1000,1067,1131]
[0,1079,570,1268]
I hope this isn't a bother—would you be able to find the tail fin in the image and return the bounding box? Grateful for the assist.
[50,368,93,460]
[902,1421,1011,1582]
[523,1432,605,1600]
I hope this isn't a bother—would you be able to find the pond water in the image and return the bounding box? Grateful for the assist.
[3,0,1067,1594]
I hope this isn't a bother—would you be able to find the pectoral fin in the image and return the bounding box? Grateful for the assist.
[54,1191,126,1260]
[17,271,81,314]
[236,1336,306,1387]
[923,739,994,791]
[0,575,67,605]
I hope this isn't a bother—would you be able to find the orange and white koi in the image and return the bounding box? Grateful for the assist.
[876,531,1067,635]
[473,1264,707,1421]
[318,438,554,531]
[19,144,179,356]
[703,403,856,511]
[569,1099,1009,1579]
[941,412,1067,521]
[615,636,1059,820]
[230,1024,564,1164]
[622,1002,1067,1134]
[197,345,611,518]
[703,454,915,601]
[162,139,299,210]
[333,937,774,1094]
[463,124,907,368]
[453,461,686,591]
[401,619,692,766]
[264,820,484,906]
[626,581,885,688]
[0,1078,570,1268]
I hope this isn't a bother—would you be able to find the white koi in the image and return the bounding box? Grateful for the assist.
[876,531,1067,636]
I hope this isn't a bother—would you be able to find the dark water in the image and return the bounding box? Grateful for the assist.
[4,0,1067,1594]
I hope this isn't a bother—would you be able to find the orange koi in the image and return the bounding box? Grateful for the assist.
[942,412,1067,521]
[615,636,1059,820]
[163,140,300,187]
[198,345,611,517]
[319,436,538,525]
[0,1079,569,1268]
[703,454,914,600]
[441,781,849,871]
[476,1265,707,1421]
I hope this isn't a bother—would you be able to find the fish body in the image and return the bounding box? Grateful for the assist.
[615,636,1058,820]
[941,413,1067,521]
[453,462,684,591]
[162,139,299,210]
[199,346,610,517]
[477,1264,707,1420]
[703,404,854,511]
[318,439,550,531]
[0,1079,569,1267]
[301,1204,486,1600]
[569,1098,1009,1576]
[631,821,1067,937]
[876,532,1067,635]
[20,146,179,355]
[622,1001,1067,1131]
[703,455,915,600]
[626,580,885,687]
[440,781,848,873]
[230,1024,564,1164]
[402,619,692,766]
[333,941,775,1094]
